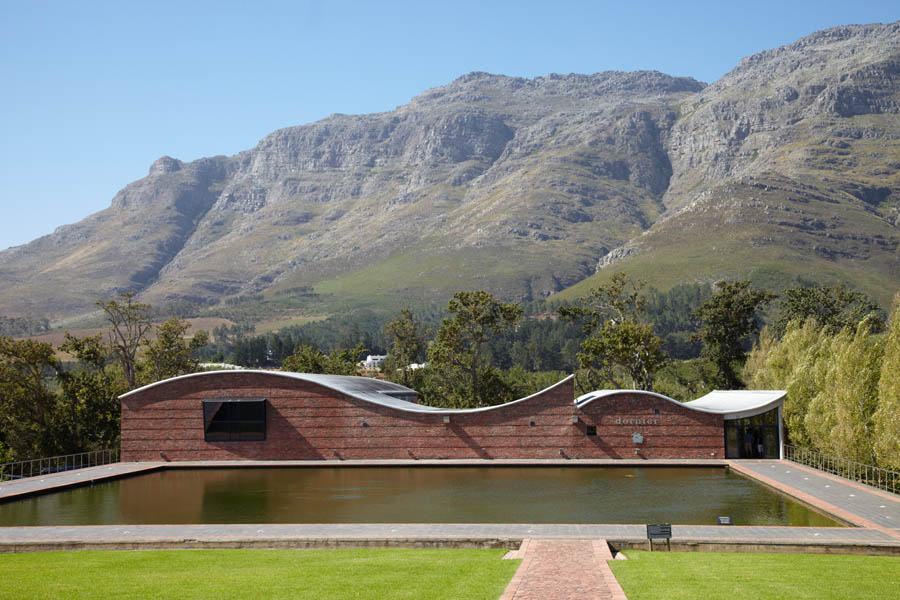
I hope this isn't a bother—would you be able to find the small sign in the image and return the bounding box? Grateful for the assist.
[646,523,672,551]
[632,432,644,444]
[646,524,672,539]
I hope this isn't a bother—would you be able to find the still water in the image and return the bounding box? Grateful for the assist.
[0,466,840,527]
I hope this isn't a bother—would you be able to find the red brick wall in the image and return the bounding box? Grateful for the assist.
[574,392,725,459]
[120,373,724,461]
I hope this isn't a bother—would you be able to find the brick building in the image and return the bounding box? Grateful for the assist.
[119,370,784,462]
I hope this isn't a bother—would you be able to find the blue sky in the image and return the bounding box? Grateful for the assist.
[1,1,897,249]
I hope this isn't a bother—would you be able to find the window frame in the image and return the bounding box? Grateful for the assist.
[202,398,267,443]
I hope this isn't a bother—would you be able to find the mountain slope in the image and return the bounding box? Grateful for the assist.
[559,22,900,306]
[1,22,899,321]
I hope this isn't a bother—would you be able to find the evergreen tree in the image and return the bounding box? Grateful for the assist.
[775,284,882,336]
[428,290,522,407]
[694,280,775,389]
[558,272,665,392]
[383,309,430,386]
[139,318,208,384]
[0,337,62,459]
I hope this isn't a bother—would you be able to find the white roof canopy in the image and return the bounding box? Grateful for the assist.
[684,390,786,419]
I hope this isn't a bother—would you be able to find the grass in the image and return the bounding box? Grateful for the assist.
[609,551,900,600]
[0,548,519,600]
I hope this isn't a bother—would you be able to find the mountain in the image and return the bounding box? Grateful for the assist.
[1,22,899,323]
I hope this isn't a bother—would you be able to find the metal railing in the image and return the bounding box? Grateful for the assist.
[784,445,899,496]
[0,449,119,482]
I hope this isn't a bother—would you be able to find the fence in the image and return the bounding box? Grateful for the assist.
[783,445,899,496]
[0,449,119,482]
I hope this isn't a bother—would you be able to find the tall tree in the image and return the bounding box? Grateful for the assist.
[874,292,900,470]
[57,333,124,452]
[694,280,775,388]
[383,308,430,386]
[805,321,883,464]
[97,292,152,389]
[139,318,208,384]
[428,290,522,407]
[0,337,61,459]
[558,272,665,392]
[744,320,832,447]
[775,284,883,336]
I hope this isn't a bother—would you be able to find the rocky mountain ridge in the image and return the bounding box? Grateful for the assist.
[1,22,898,321]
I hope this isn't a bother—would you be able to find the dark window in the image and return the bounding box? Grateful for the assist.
[586,425,597,436]
[203,399,266,442]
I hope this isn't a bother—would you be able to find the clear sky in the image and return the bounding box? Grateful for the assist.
[1,1,897,249]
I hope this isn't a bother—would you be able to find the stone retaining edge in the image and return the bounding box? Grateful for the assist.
[3,536,900,556]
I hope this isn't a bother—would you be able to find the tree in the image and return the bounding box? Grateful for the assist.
[427,290,522,407]
[874,292,900,470]
[805,320,883,464]
[775,284,882,336]
[383,309,430,386]
[558,272,666,392]
[744,320,832,447]
[139,318,208,384]
[97,293,152,389]
[57,333,124,451]
[0,337,61,459]
[694,280,775,388]
[281,343,366,376]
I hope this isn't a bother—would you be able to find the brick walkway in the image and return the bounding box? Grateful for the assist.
[500,539,627,600]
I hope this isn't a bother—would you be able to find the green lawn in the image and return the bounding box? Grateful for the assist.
[0,548,519,600]
[609,551,900,600]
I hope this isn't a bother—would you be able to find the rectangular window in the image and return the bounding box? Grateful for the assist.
[203,399,266,442]
[586,425,597,436]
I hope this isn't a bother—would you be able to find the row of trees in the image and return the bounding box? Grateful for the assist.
[0,294,207,462]
[744,293,899,470]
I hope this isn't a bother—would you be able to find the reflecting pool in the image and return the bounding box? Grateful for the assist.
[0,466,841,527]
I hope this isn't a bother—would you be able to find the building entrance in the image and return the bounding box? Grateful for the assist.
[724,407,780,459]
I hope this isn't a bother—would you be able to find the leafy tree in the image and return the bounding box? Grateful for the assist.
[775,284,882,336]
[281,343,366,376]
[97,292,153,389]
[57,333,124,451]
[694,280,776,388]
[0,337,61,459]
[744,320,832,447]
[383,309,430,386]
[653,358,718,403]
[874,292,900,470]
[558,272,666,392]
[139,318,208,384]
[805,321,883,464]
[427,290,522,407]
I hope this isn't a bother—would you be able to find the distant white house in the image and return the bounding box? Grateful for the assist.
[363,355,387,369]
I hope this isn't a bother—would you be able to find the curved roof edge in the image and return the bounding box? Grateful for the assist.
[119,370,575,416]
[576,388,786,418]
[684,390,786,420]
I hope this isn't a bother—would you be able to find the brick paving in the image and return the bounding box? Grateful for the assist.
[499,539,626,600]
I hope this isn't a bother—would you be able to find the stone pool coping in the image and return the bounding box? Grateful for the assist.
[2,458,899,556]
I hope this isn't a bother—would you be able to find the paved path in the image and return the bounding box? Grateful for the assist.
[0,463,160,502]
[728,460,900,540]
[499,539,626,600]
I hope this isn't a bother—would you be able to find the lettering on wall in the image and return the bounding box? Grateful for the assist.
[614,416,659,425]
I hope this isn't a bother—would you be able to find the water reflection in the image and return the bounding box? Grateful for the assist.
[0,467,840,527]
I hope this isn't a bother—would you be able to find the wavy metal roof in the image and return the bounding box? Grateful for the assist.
[120,370,575,415]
